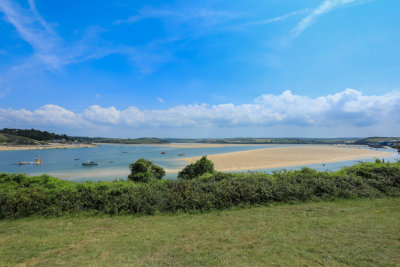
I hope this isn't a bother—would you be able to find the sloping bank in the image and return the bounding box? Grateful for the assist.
[1,161,400,219]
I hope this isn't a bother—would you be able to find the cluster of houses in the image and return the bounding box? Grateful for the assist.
[368,140,400,149]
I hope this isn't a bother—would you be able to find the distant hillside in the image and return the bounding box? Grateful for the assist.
[4,128,391,146]
[354,137,400,145]
[0,133,41,145]
[163,137,359,145]
[90,137,168,144]
[0,128,69,141]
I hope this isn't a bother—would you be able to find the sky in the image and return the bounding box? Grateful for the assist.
[0,0,399,138]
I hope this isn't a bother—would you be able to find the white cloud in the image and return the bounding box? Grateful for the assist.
[1,89,399,133]
[156,97,165,103]
[0,104,86,126]
[292,0,361,37]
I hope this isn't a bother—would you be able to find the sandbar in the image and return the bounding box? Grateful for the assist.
[183,145,395,172]
[0,143,96,151]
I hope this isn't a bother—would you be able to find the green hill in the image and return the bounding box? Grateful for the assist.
[0,133,41,145]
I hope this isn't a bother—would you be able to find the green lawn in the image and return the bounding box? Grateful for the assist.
[1,198,399,266]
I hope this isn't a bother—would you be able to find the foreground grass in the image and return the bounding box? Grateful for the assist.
[1,198,400,266]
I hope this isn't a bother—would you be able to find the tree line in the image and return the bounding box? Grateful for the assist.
[0,128,70,141]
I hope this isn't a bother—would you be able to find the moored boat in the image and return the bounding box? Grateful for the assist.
[18,158,43,165]
[82,160,98,166]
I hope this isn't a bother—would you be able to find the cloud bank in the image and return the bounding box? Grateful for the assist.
[1,89,399,134]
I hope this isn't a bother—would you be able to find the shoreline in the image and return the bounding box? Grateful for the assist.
[183,145,395,172]
[0,143,96,151]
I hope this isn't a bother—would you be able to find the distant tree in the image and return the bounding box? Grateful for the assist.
[397,145,400,154]
[128,158,165,183]
[178,156,215,180]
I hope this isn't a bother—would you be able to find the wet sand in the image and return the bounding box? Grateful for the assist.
[183,145,395,172]
[0,143,96,151]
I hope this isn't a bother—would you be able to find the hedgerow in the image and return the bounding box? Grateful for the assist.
[1,162,400,218]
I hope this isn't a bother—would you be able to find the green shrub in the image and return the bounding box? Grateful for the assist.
[128,158,166,183]
[1,161,400,219]
[178,156,215,180]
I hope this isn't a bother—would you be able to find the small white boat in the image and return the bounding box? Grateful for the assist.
[82,160,98,166]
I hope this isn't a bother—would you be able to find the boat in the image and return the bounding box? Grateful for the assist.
[18,158,43,165]
[122,151,128,153]
[74,157,80,160]
[82,160,98,166]
[161,152,166,154]
[178,153,186,156]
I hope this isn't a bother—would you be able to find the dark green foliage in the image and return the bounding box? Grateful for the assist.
[178,156,215,180]
[0,128,69,141]
[1,162,400,219]
[128,158,166,183]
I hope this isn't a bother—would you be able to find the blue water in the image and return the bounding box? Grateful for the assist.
[0,144,398,182]
[0,144,283,181]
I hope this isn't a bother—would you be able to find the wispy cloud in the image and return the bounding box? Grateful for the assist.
[115,7,240,27]
[240,8,310,28]
[157,97,165,103]
[292,0,362,37]
[0,0,63,69]
[0,0,173,98]
[2,89,399,130]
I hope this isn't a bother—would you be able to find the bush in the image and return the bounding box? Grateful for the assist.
[1,162,400,219]
[178,156,215,180]
[128,158,166,183]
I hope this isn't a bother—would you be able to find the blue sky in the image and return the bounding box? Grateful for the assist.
[0,0,399,138]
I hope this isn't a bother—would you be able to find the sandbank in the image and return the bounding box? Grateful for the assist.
[183,145,395,172]
[0,143,96,151]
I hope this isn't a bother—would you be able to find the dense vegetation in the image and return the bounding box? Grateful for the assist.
[1,161,400,219]
[0,128,70,142]
[128,158,166,183]
[177,156,215,180]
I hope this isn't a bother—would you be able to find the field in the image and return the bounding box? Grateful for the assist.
[1,197,399,266]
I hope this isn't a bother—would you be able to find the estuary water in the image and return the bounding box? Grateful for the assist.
[0,144,398,182]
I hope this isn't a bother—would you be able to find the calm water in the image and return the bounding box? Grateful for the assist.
[0,144,398,182]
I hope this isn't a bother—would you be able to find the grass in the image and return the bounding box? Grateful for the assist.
[1,198,399,266]
[0,133,40,145]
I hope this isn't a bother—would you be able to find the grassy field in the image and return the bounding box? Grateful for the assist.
[1,198,399,266]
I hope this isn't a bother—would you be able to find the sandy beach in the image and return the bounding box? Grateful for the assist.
[183,145,395,172]
[0,143,96,151]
